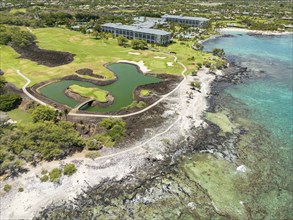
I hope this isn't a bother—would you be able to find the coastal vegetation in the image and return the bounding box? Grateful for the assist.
[63,163,77,176]
[0,120,84,176]
[0,76,22,112]
[140,89,150,97]
[18,187,24,192]
[48,168,62,183]
[31,105,58,123]
[0,94,22,112]
[39,163,77,183]
[3,184,12,192]
[99,118,126,142]
[123,101,147,109]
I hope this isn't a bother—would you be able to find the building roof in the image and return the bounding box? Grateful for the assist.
[162,14,209,22]
[102,23,171,35]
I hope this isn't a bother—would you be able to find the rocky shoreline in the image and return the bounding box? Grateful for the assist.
[0,63,252,219]
[31,65,253,219]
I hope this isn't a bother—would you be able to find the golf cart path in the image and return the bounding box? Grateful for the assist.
[16,56,187,118]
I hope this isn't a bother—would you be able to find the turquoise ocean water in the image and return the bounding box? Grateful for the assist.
[203,30,293,218]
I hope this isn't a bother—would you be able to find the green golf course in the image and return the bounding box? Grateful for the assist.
[40,63,161,112]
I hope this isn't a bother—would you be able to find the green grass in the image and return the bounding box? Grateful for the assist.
[7,108,33,124]
[9,8,27,14]
[1,27,216,88]
[158,40,220,74]
[140,89,150,96]
[69,85,109,102]
[123,101,146,109]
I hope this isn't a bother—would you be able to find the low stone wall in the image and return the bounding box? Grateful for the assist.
[27,86,71,111]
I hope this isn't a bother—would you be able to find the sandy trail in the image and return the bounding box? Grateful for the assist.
[0,64,217,219]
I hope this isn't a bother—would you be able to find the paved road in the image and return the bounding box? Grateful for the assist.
[16,56,187,118]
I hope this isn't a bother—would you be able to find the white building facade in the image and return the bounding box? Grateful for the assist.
[101,23,171,45]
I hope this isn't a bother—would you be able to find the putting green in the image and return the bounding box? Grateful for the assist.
[40,63,161,112]
[69,85,109,102]
[1,27,219,89]
[1,28,183,88]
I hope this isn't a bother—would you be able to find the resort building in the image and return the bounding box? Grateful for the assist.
[162,14,209,26]
[101,23,171,45]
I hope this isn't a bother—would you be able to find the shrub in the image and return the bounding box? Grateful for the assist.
[3,184,11,192]
[203,61,212,68]
[49,168,62,183]
[18,187,24,192]
[197,63,203,69]
[40,175,49,182]
[212,48,225,57]
[124,101,146,109]
[191,80,201,90]
[131,39,148,50]
[0,76,6,94]
[41,169,48,175]
[94,134,115,147]
[0,121,85,176]
[31,105,58,123]
[96,118,127,147]
[87,138,103,150]
[117,36,128,47]
[85,151,100,159]
[63,163,77,176]
[0,26,36,46]
[0,94,22,112]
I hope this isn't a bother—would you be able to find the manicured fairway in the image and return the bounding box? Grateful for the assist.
[69,85,109,102]
[2,28,181,88]
[1,27,218,88]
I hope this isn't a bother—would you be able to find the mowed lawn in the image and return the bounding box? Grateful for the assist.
[2,28,186,88]
[69,85,108,102]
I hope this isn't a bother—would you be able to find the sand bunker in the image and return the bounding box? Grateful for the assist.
[117,60,151,73]
[128,52,141,55]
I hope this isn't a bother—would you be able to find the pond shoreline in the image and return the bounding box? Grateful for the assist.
[31,63,181,115]
[32,64,254,219]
